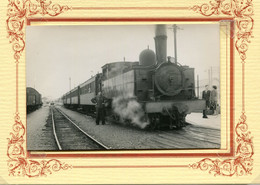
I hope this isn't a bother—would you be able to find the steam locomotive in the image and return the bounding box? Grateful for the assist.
[62,25,205,129]
[26,87,42,113]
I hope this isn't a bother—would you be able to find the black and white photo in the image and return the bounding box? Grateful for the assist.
[26,24,220,151]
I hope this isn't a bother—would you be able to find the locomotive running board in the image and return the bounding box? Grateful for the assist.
[144,100,206,114]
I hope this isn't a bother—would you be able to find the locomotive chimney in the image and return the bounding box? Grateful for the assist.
[154,25,167,65]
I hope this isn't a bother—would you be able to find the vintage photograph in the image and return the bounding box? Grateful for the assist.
[26,24,220,151]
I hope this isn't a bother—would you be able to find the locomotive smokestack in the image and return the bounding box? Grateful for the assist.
[154,25,167,65]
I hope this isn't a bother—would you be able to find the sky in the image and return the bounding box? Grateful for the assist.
[26,24,220,100]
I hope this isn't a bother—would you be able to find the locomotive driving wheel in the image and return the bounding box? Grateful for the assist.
[147,114,159,130]
[173,110,186,129]
[164,106,186,129]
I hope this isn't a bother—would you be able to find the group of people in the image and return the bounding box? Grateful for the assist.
[202,85,218,118]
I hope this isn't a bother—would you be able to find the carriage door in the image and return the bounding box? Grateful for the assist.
[77,86,80,105]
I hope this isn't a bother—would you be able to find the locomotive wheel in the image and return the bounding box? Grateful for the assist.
[175,112,186,129]
[147,114,159,130]
[112,114,120,121]
[168,107,186,129]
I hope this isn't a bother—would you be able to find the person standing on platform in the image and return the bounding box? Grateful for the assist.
[202,85,211,118]
[91,91,108,125]
[210,85,218,115]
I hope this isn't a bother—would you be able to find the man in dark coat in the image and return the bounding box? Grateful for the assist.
[210,85,218,115]
[202,85,211,118]
[91,91,108,125]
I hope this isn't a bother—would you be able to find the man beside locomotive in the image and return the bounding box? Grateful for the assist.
[202,85,211,118]
[91,91,108,125]
[210,85,218,115]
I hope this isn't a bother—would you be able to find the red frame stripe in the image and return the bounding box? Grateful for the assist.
[26,17,234,159]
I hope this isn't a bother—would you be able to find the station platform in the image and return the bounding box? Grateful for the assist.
[186,113,221,130]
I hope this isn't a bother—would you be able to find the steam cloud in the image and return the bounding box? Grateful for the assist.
[112,94,149,129]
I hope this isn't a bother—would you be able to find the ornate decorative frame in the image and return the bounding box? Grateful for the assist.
[6,0,254,177]
[190,0,254,176]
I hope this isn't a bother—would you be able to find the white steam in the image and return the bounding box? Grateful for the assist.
[112,94,149,129]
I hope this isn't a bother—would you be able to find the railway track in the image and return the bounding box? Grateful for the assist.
[51,106,109,150]
[142,124,220,149]
[52,106,220,150]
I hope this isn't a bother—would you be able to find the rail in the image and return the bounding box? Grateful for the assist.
[52,106,110,150]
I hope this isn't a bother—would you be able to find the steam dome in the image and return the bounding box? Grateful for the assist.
[139,49,156,66]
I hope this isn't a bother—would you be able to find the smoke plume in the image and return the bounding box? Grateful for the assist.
[112,94,149,129]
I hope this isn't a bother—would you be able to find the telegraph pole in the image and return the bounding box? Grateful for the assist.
[169,24,182,64]
[173,24,177,64]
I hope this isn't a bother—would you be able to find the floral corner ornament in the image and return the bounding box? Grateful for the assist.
[190,112,253,176]
[192,0,254,62]
[7,0,71,62]
[8,112,72,177]
[7,0,71,177]
[8,158,72,177]
[190,0,254,177]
